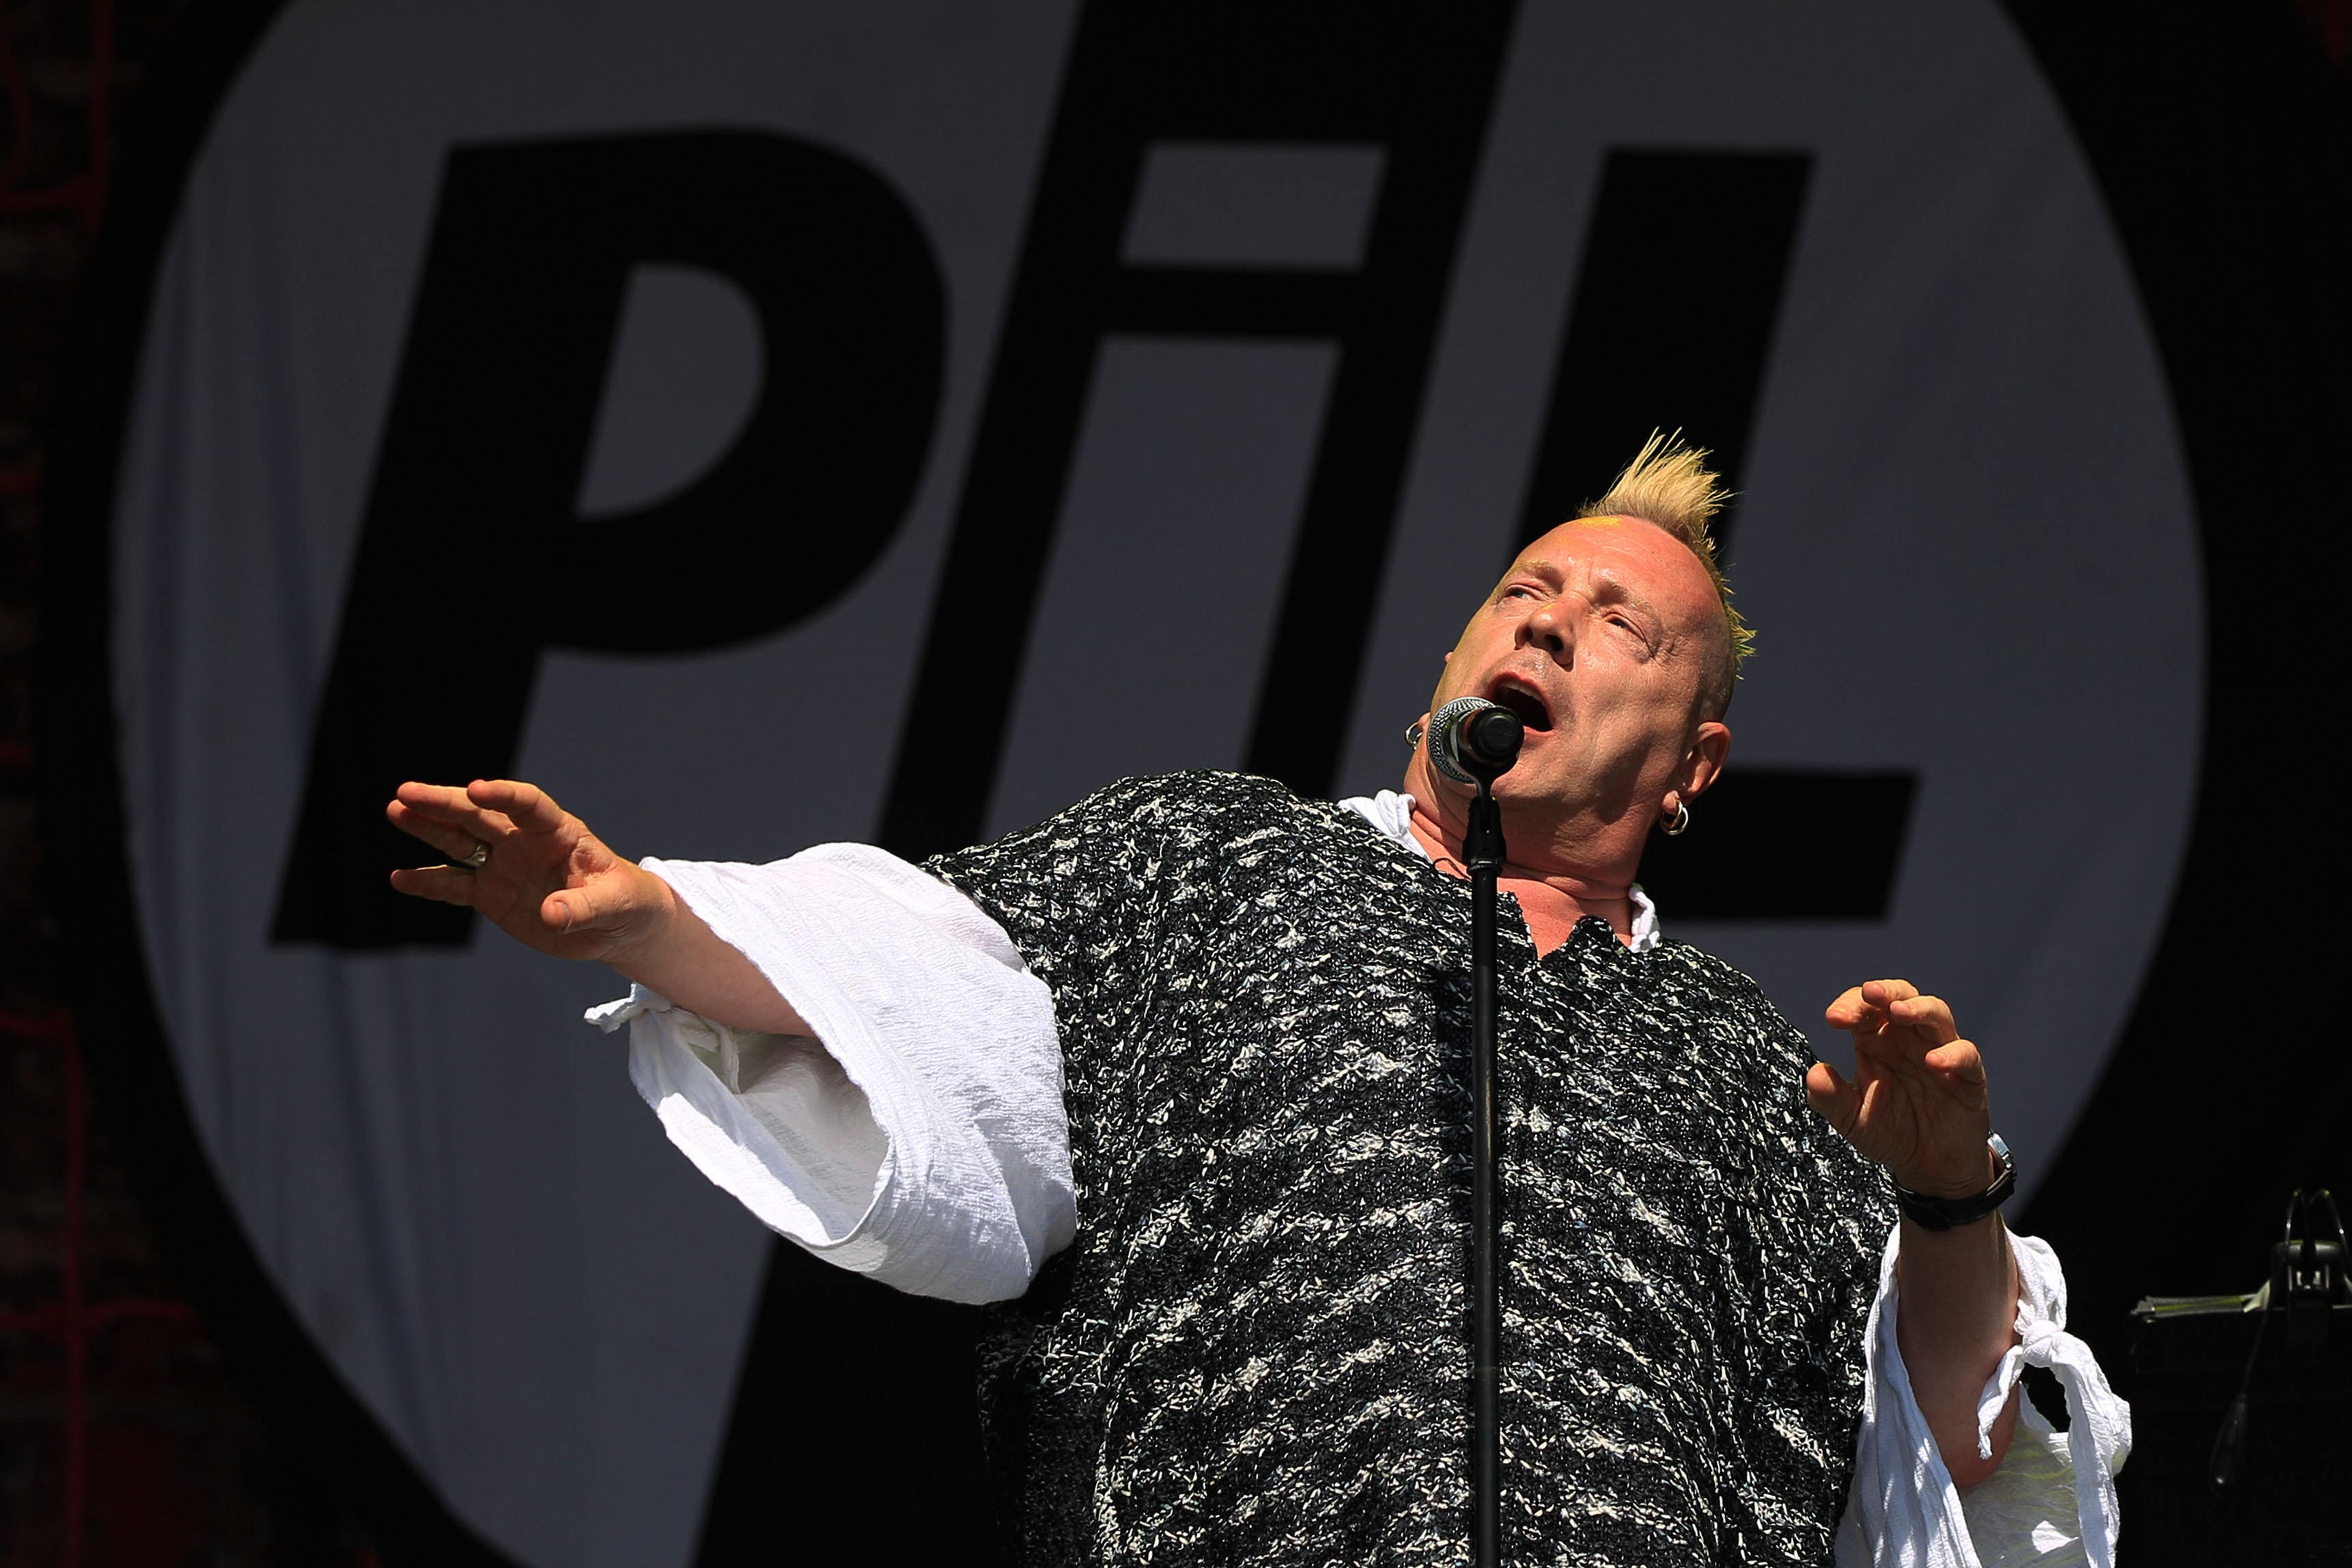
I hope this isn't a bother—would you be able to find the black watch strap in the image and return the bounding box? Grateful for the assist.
[1892,1134,2015,1232]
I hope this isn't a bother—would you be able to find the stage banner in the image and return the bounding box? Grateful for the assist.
[65,1,2200,1563]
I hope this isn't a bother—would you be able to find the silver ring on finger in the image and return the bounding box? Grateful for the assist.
[457,841,490,871]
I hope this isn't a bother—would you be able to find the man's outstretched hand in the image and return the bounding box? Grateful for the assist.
[1806,979,1996,1199]
[387,779,675,964]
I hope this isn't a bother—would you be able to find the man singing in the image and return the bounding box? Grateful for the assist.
[385,438,2125,1565]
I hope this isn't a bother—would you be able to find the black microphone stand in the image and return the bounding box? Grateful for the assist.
[1465,774,1507,1568]
[1425,697,1523,1568]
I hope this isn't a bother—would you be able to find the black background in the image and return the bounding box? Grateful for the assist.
[36,1,2351,1561]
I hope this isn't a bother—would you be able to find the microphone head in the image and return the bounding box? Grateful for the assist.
[1463,705,1526,772]
[1426,696,1524,785]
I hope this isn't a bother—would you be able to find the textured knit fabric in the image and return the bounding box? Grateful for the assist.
[924,772,1893,1567]
[1339,789,1666,954]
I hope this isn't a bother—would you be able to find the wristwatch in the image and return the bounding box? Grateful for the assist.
[1891,1134,2015,1232]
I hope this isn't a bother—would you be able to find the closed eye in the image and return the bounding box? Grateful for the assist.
[1606,613,1657,652]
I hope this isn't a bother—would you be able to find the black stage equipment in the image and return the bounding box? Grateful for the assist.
[2123,1188,2352,1565]
[1423,695,1525,1568]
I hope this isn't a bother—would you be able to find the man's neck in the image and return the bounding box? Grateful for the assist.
[1403,798,1637,955]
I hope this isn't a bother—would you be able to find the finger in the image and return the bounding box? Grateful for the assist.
[1855,1032,1987,1123]
[1923,1038,1989,1088]
[542,890,576,936]
[1886,992,1959,1044]
[1856,1011,1961,1075]
[1856,1024,1946,1084]
[385,800,492,863]
[468,778,572,836]
[1851,1031,1921,1090]
[388,865,484,906]
[393,781,516,839]
[1824,985,1874,1028]
[1805,1060,1862,1136]
[541,880,634,938]
[1860,978,1920,1009]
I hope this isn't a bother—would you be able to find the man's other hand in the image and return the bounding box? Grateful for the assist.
[1806,979,1995,1198]
[387,779,675,965]
[1811,979,2021,1487]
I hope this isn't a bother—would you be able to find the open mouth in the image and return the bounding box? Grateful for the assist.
[1487,676,1554,733]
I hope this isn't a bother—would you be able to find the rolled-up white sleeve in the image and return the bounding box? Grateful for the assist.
[1836,1227,2131,1567]
[585,843,1076,1305]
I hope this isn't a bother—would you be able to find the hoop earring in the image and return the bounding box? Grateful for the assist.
[1404,719,1425,750]
[1662,802,1691,837]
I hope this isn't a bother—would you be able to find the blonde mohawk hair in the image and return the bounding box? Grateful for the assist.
[1577,430,1754,716]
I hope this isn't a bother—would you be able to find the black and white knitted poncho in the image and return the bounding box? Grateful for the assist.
[927,772,1891,1566]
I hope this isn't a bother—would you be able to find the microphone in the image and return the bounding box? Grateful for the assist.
[1425,696,1524,785]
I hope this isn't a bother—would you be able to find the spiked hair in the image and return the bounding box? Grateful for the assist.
[1577,431,1752,718]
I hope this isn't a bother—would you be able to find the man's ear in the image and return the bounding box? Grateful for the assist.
[1681,721,1731,800]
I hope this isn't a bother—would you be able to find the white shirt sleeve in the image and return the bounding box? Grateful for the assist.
[585,843,1076,1305]
[1836,1226,2132,1568]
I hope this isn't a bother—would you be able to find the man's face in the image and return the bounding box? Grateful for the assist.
[1423,516,1726,833]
